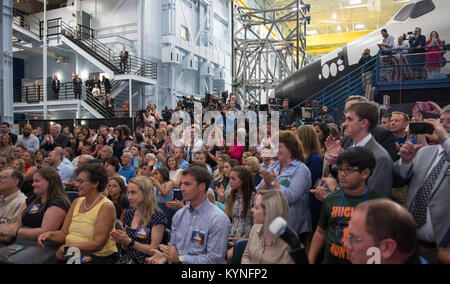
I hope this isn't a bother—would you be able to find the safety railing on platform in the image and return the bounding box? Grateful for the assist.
[12,9,41,36]
[378,45,449,82]
[14,82,78,103]
[39,18,157,80]
[292,56,377,112]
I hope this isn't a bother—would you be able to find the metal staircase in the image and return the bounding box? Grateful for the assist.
[292,57,377,113]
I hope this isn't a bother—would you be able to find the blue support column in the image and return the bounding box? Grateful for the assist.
[1,0,14,127]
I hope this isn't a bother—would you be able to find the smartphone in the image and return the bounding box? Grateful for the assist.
[115,220,123,230]
[415,101,431,112]
[409,122,434,135]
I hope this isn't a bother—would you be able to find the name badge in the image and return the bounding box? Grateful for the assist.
[28,204,41,215]
[279,178,291,188]
[134,227,150,240]
[80,255,93,264]
[191,230,205,245]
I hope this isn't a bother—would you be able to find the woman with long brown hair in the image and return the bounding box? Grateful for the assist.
[110,176,167,264]
[225,166,256,263]
[0,134,14,161]
[0,168,70,243]
[107,177,129,221]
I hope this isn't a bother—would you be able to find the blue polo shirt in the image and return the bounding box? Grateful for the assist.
[118,165,136,183]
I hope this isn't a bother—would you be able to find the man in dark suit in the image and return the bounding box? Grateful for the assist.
[73,74,82,99]
[0,122,18,145]
[279,98,296,130]
[40,124,69,151]
[105,93,114,117]
[394,109,449,264]
[120,46,129,73]
[52,75,60,100]
[340,96,398,162]
[341,101,394,198]
[408,27,427,79]
[102,75,111,95]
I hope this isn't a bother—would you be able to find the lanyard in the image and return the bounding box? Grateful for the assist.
[338,188,368,244]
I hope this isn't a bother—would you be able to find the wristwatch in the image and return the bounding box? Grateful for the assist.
[128,239,135,249]
[178,255,184,264]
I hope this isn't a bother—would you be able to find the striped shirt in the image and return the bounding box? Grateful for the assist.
[170,198,230,264]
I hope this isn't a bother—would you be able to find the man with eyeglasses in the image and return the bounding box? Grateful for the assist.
[0,169,26,230]
[308,147,381,264]
[344,199,426,264]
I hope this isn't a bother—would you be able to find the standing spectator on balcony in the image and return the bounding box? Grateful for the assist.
[409,27,427,80]
[52,75,60,100]
[73,74,82,99]
[85,76,93,93]
[1,122,18,146]
[92,83,101,99]
[358,49,374,90]
[120,46,129,74]
[102,76,111,95]
[377,28,395,51]
[122,100,130,117]
[425,31,444,78]
[105,93,114,117]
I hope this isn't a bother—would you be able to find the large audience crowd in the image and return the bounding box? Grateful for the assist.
[0,93,449,264]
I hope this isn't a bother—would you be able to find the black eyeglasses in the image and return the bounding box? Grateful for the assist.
[338,167,360,175]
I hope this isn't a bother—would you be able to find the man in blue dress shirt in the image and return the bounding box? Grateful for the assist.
[147,166,230,264]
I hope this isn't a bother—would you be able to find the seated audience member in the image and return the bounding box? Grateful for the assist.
[48,149,74,184]
[244,156,262,188]
[166,155,183,187]
[0,153,11,170]
[147,166,230,264]
[194,151,213,175]
[100,145,114,161]
[104,157,127,186]
[226,166,256,263]
[0,168,70,245]
[106,177,129,221]
[212,154,230,187]
[151,168,174,203]
[21,150,38,196]
[0,134,14,161]
[0,169,26,229]
[37,162,118,264]
[394,109,449,264]
[111,176,167,264]
[215,159,239,211]
[308,147,381,264]
[344,199,425,264]
[13,145,25,160]
[381,113,392,130]
[241,189,294,264]
[259,130,312,239]
[35,149,46,169]
[118,152,136,184]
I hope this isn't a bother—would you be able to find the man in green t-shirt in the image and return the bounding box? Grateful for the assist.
[308,147,381,264]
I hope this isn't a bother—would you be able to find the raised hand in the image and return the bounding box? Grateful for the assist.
[399,133,424,165]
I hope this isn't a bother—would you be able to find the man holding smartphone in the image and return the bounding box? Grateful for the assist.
[394,105,450,264]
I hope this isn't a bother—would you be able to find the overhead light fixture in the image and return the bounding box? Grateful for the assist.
[332,13,337,20]
[349,0,362,4]
[337,26,342,32]
[355,24,365,30]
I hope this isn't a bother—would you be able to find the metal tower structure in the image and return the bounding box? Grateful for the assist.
[232,0,310,105]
